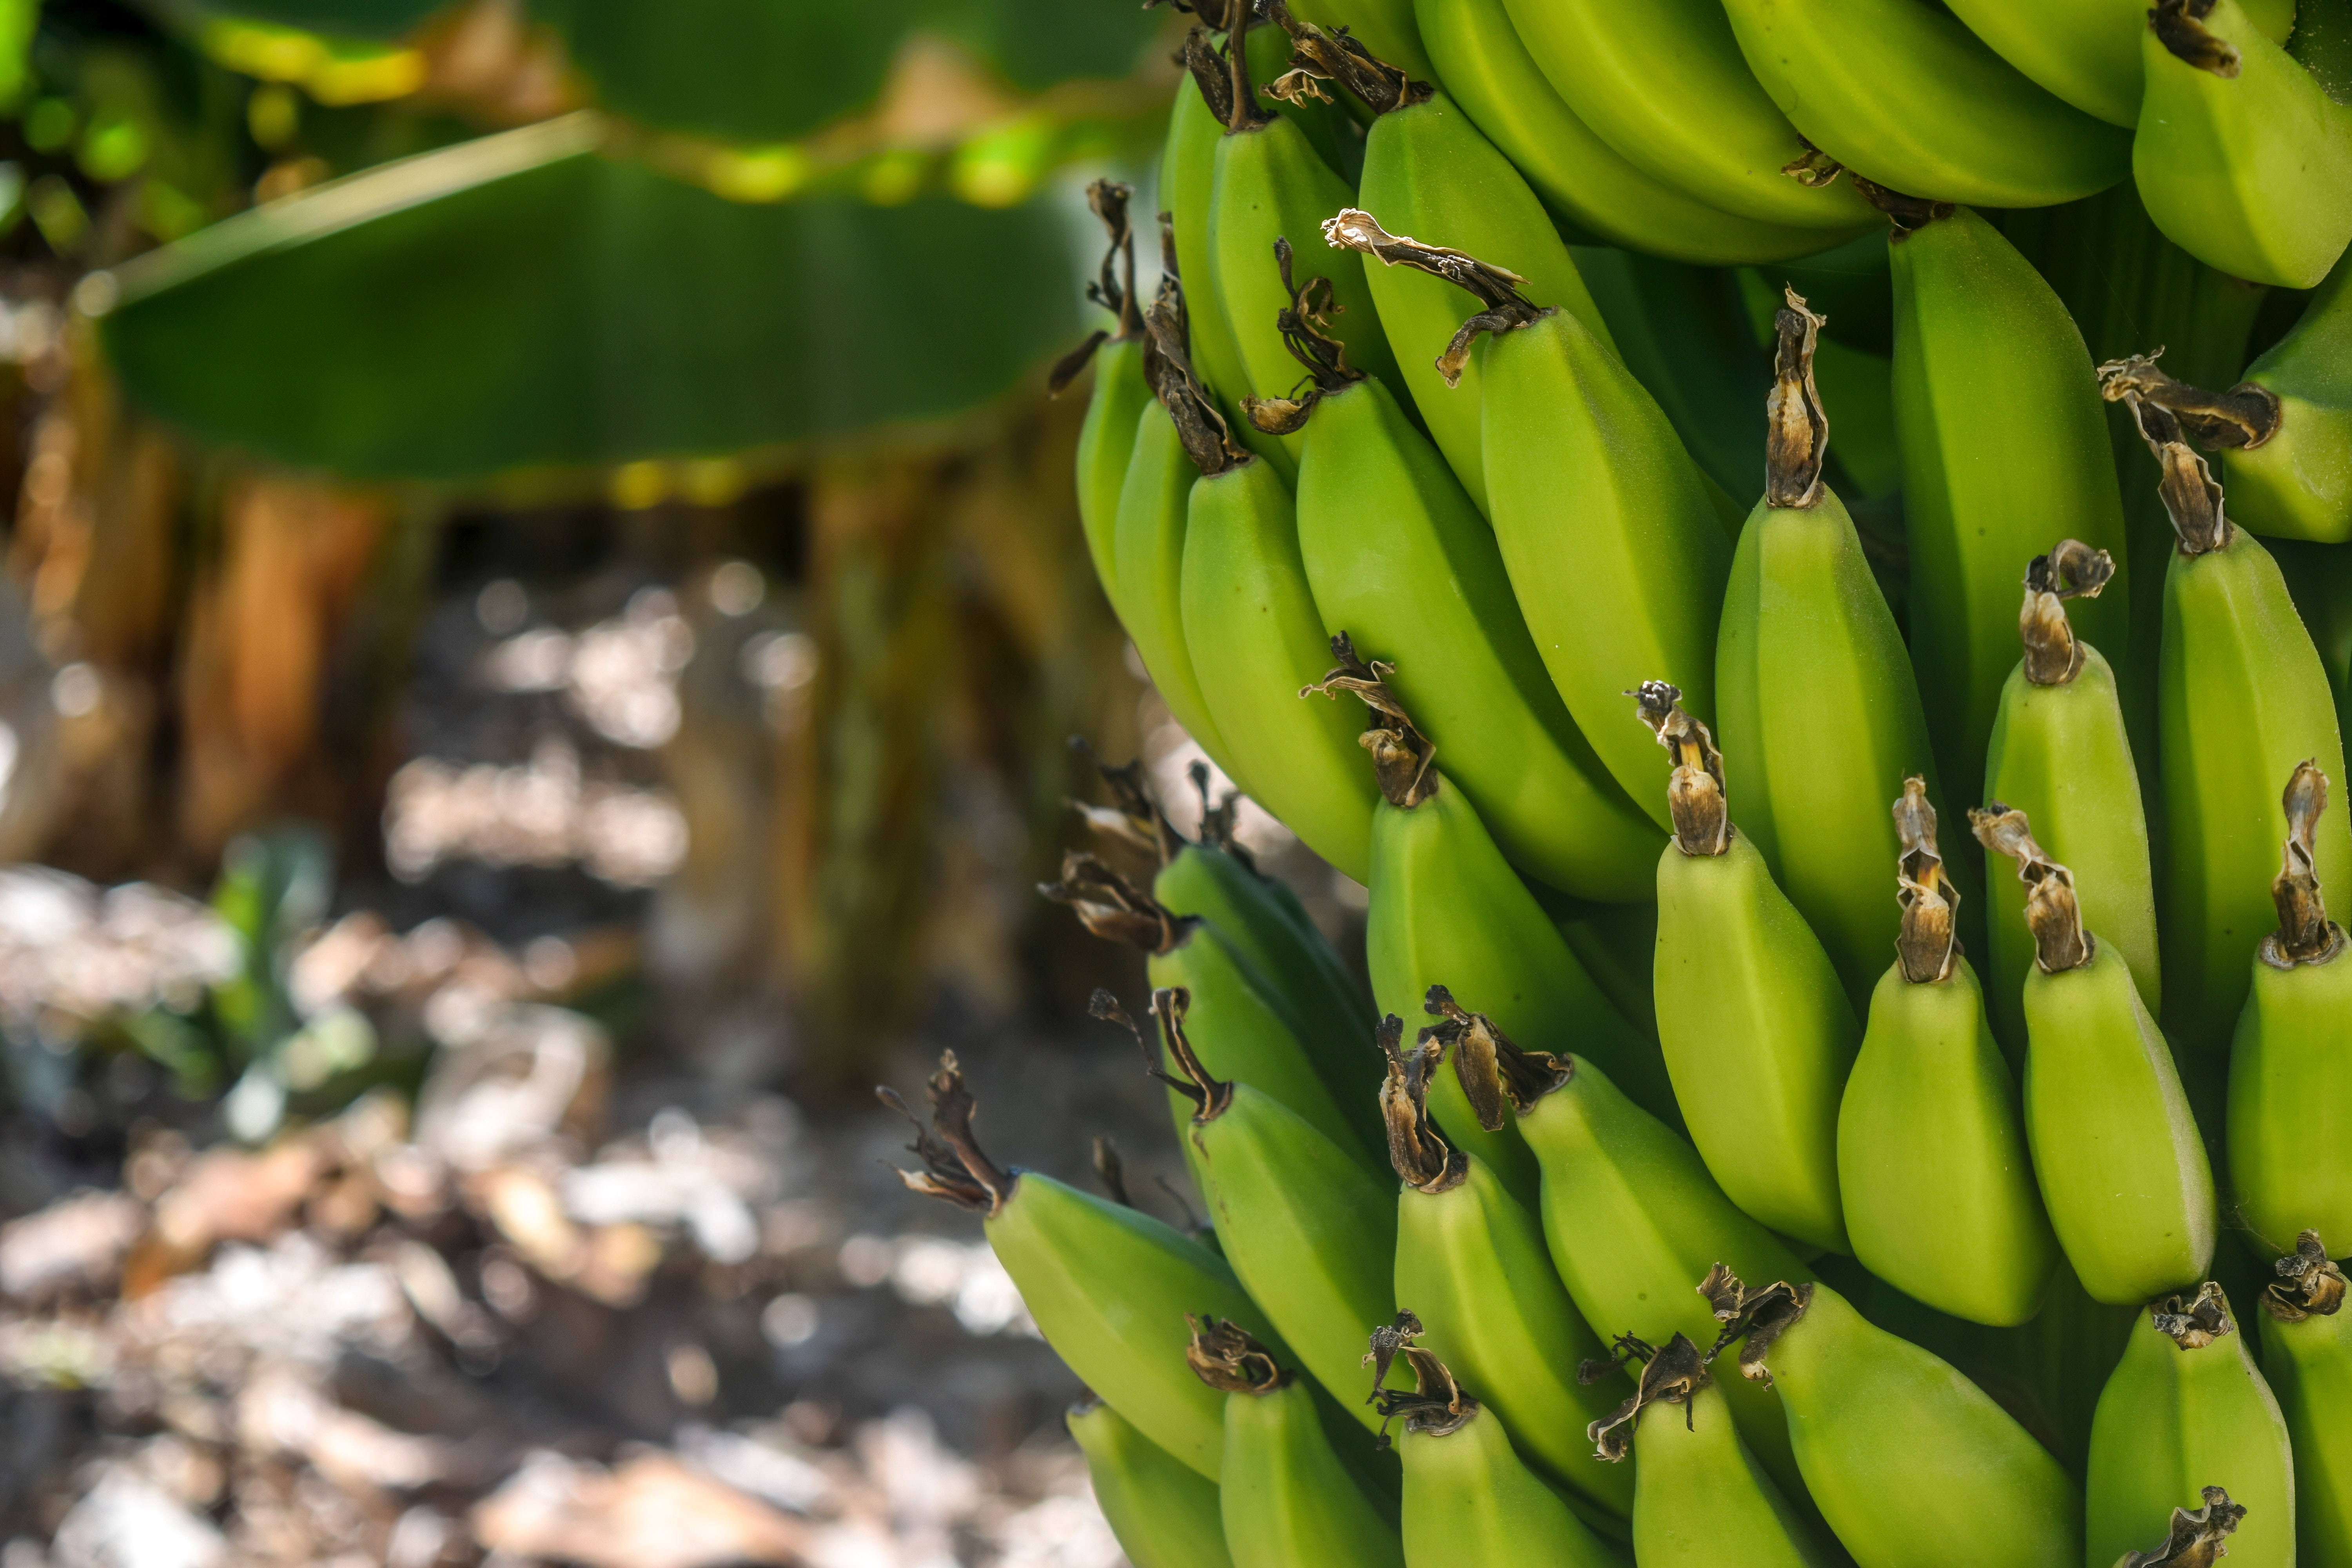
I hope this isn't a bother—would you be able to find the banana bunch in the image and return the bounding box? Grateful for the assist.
[989,0,2352,1559]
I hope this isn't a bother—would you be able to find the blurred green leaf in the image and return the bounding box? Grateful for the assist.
[96,115,1080,479]
[196,0,446,43]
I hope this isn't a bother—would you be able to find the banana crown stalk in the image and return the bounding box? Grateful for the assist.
[1365,1310,1481,1446]
[2266,1229,2350,1323]
[2261,757,2347,969]
[1634,679,1729,857]
[1970,804,2095,975]
[1766,289,1831,511]
[1259,0,1427,120]
[2018,540,2118,688]
[1052,178,1147,403]
[1421,983,1573,1134]
[1378,1014,1468,1195]
[1059,180,1152,599]
[1300,631,1441,811]
[1892,777,1962,986]
[1582,1332,1712,1463]
[1188,1314,1293,1397]
[2101,362,2241,559]
[1239,237,1374,439]
[1318,206,1549,387]
[2122,1488,2249,1568]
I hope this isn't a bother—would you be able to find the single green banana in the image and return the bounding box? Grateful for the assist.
[1062,180,1154,602]
[2135,0,2352,289]
[1167,33,1269,470]
[1506,1028,1813,1503]
[1348,102,1614,515]
[2098,372,2352,1049]
[1367,1323,1624,1568]
[1940,0,2294,127]
[1261,285,1660,901]
[884,1053,1283,1480]
[1069,1397,1238,1568]
[1049,858,1379,1174]
[1973,806,2220,1305]
[2258,1234,2352,1568]
[1639,683,1859,1254]
[1412,0,1867,264]
[1208,11,1402,470]
[1145,989,1400,1431]
[1837,779,2060,1327]
[1323,213,1730,825]
[1382,1020,1637,1515]
[2229,761,2352,1250]
[1178,455,1380,881]
[1708,1269,2085,1568]
[1305,647,1675,1171]
[1981,542,2161,1052]
[1719,0,2130,208]
[1716,292,1964,1009]
[1190,1319,1404,1568]
[1585,1335,1838,1568]
[2087,1283,2297,1568]
[1891,206,2134,808]
[1495,0,1878,229]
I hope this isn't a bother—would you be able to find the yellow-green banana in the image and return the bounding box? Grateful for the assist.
[2258,1234,2352,1568]
[884,1053,1283,1480]
[2229,761,2352,1250]
[2099,371,2352,1049]
[1837,780,2059,1327]
[1147,989,1399,1431]
[1639,683,1859,1254]
[1366,1322,1624,1568]
[1303,646,1675,1173]
[1381,1021,1636,1515]
[1189,1319,1404,1568]
[1707,1269,2085,1568]
[1718,0,2130,207]
[1584,1335,1837,1568]
[1412,0,1866,264]
[1323,212,1731,825]
[1495,0,1878,230]
[1981,542,2161,1052]
[1178,455,1379,882]
[1068,1397,1238,1568]
[1348,109,1614,515]
[2087,1283,2296,1568]
[1261,282,1659,901]
[1891,205,2134,809]
[1062,180,1153,602]
[2135,0,2352,289]
[1940,0,2294,126]
[1973,806,2220,1305]
[1715,291,1962,1009]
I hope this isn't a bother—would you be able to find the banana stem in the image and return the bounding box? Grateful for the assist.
[1151,985,1239,1121]
[1240,238,1368,434]
[1423,984,1572,1127]
[1895,777,1963,984]
[2149,1281,2236,1348]
[1696,1263,1813,1380]
[1969,804,2094,973]
[1041,849,1188,953]
[1766,290,1831,509]
[1379,1013,1469,1192]
[2124,1489,2247,1568]
[1583,1332,1709,1463]
[1178,27,1237,132]
[1187,1315,1292,1393]
[2264,1230,2348,1320]
[1299,632,1438,807]
[2264,759,2347,967]
[877,1051,1017,1216]
[1319,208,1545,387]
[2018,541,2116,687]
[1048,181,1146,396]
[1633,681,1731,856]
[1366,1311,1480,1442]
[1224,3,1271,134]
[1067,740,1183,864]
[2097,354,2271,557]
[2094,352,2280,450]
[1261,0,1429,114]
[1142,274,1250,475]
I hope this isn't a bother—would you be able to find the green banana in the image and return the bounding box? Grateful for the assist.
[2098,370,2352,1049]
[1208,10,1402,470]
[1381,1019,1636,1515]
[1981,542,2161,1053]
[1890,205,2134,809]
[1347,103,1615,515]
[1323,213,1730,825]
[1179,454,1380,881]
[1706,1269,2085,1568]
[2135,0,2352,290]
[1972,805,2220,1305]
[1060,180,1153,602]
[1715,291,1963,1009]
[1940,0,2294,126]
[1068,1397,1238,1568]
[1718,0,2130,208]
[2229,760,2352,1251]
[1303,644,1676,1171]
[1048,858,1379,1174]
[1189,1319,1403,1568]
[2086,1283,2297,1568]
[1142,989,1399,1430]
[1504,1026,1813,1503]
[1258,277,1660,901]
[1409,0,1860,264]
[1495,0,1879,230]
[882,1053,1282,1480]
[1837,779,2060,1327]
[1639,683,1859,1254]
[1167,33,1267,468]
[1367,1321,1624,1568]
[2258,1233,2352,1568]
[1585,1335,1838,1568]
